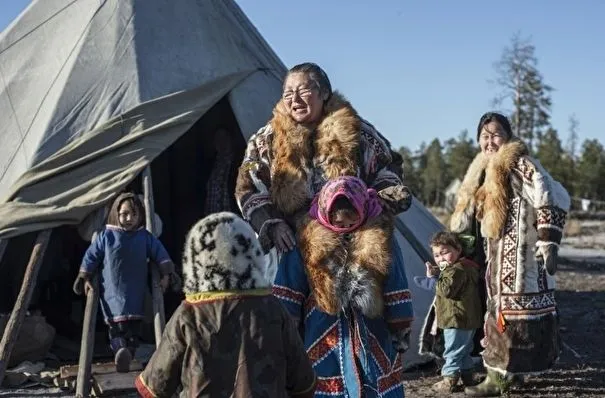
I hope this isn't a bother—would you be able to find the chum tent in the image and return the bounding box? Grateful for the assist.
[0,0,441,370]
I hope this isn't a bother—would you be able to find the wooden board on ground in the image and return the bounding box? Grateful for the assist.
[60,360,143,379]
[92,371,139,396]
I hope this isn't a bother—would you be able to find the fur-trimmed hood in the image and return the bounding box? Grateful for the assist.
[181,212,274,293]
[270,91,361,216]
[450,140,528,239]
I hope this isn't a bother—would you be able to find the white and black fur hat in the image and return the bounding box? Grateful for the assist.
[181,212,274,293]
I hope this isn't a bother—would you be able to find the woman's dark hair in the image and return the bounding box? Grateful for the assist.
[287,62,332,101]
[476,112,513,141]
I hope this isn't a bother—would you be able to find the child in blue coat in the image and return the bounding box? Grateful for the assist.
[73,192,175,372]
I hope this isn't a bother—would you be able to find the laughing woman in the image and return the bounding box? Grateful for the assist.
[236,63,414,397]
[450,112,570,397]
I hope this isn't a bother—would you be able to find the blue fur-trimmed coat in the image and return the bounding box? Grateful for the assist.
[450,140,570,375]
[273,241,413,398]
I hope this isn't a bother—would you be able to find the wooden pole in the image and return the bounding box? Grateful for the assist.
[142,167,165,346]
[0,229,52,386]
[75,275,99,398]
[75,229,101,398]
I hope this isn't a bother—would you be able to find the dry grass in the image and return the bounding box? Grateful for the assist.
[564,219,582,237]
[427,206,585,239]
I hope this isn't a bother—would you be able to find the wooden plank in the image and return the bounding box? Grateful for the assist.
[92,371,138,396]
[0,229,52,386]
[62,360,143,379]
[142,166,166,346]
[75,275,99,398]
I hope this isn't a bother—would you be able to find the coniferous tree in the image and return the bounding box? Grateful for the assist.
[575,139,605,200]
[443,130,477,181]
[421,139,446,206]
[566,114,579,160]
[397,146,422,200]
[491,33,553,153]
[535,128,573,194]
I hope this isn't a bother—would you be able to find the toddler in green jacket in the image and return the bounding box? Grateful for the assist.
[426,231,483,393]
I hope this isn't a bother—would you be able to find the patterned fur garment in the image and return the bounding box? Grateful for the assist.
[299,213,393,318]
[181,212,276,293]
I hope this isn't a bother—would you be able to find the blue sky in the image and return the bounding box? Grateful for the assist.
[2,1,603,151]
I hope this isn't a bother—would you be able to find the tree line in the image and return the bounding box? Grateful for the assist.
[398,33,605,209]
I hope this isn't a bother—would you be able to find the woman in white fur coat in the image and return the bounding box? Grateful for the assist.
[449,112,570,397]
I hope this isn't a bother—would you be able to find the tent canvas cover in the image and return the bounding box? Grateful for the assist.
[0,0,442,369]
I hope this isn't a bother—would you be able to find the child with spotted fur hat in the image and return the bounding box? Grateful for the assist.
[136,212,316,398]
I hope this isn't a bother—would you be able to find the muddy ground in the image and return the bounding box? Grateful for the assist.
[403,253,605,397]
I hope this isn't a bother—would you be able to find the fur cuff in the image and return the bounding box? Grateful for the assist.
[377,185,413,214]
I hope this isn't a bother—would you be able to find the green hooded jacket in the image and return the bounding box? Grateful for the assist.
[435,257,483,330]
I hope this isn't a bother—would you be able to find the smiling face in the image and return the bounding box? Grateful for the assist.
[479,121,508,156]
[281,72,324,124]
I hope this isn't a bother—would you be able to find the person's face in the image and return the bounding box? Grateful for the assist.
[432,244,461,268]
[118,201,140,231]
[282,72,324,124]
[331,209,360,229]
[479,121,508,156]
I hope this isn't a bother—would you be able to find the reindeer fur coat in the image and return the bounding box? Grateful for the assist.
[450,140,570,375]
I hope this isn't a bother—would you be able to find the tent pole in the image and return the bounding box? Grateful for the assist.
[75,231,100,398]
[394,218,433,263]
[0,229,52,385]
[142,166,166,347]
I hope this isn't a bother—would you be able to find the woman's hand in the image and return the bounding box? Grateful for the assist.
[539,244,558,275]
[270,221,296,254]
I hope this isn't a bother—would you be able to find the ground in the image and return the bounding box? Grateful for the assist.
[2,221,605,397]
[403,247,605,398]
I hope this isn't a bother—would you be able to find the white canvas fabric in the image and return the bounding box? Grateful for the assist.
[0,0,285,237]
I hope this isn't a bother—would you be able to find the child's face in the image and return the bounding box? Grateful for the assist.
[431,244,461,268]
[331,209,361,229]
[118,201,140,231]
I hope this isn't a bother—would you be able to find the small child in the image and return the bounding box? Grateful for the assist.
[72,192,175,373]
[426,231,482,393]
[135,212,316,398]
[281,176,412,397]
[302,175,394,318]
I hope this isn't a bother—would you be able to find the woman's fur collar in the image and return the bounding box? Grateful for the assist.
[270,92,361,215]
[450,140,528,239]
